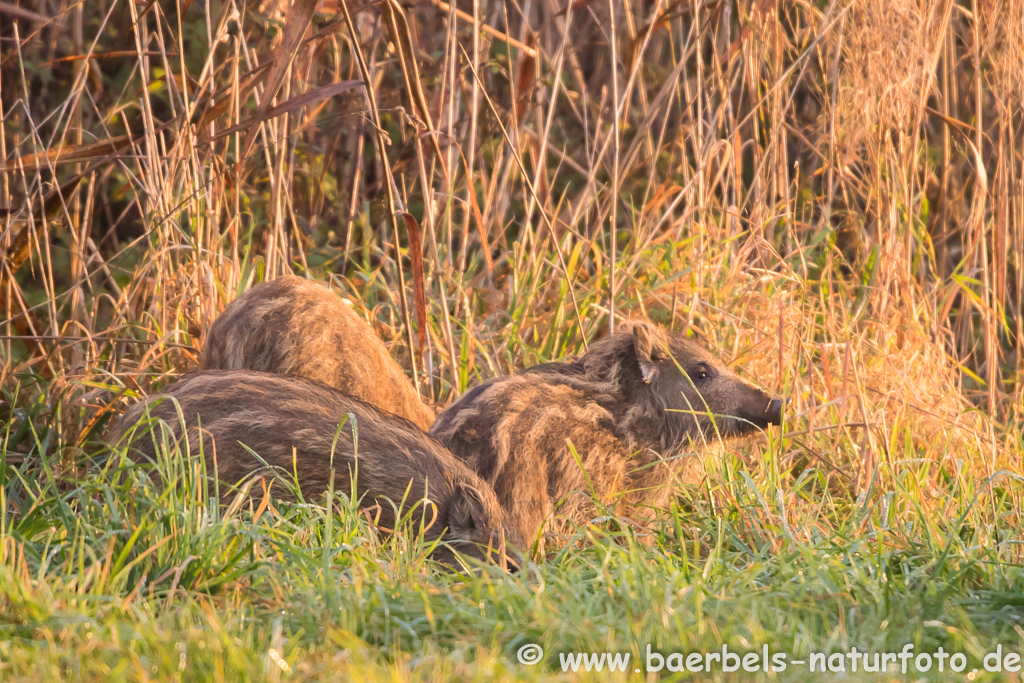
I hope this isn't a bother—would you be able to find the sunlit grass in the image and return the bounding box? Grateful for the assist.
[1,422,1023,680]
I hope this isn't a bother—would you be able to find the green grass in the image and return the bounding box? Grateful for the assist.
[2,400,1023,681]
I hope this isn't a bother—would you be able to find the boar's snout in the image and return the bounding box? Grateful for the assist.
[741,394,784,428]
[765,397,784,425]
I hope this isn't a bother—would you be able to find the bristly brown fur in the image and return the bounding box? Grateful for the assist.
[430,321,784,542]
[201,276,436,430]
[111,370,524,568]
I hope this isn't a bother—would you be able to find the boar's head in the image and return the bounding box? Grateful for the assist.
[582,321,784,450]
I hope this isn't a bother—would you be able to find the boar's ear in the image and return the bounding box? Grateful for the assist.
[449,484,487,538]
[632,323,665,383]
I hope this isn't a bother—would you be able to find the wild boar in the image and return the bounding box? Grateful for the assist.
[201,276,435,430]
[112,370,523,569]
[430,321,784,542]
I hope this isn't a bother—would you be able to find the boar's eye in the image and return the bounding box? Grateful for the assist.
[687,363,715,382]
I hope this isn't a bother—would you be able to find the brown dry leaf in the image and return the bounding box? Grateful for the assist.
[194,68,269,130]
[44,50,176,66]
[239,0,320,159]
[0,134,142,172]
[514,34,537,122]
[400,212,428,353]
[204,79,364,143]
[642,181,683,218]
[556,0,598,17]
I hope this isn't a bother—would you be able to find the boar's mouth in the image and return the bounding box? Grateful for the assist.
[739,396,784,429]
[671,396,784,440]
[434,539,524,573]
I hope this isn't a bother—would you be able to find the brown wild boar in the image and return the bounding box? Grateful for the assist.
[430,321,784,542]
[112,371,523,568]
[202,276,435,430]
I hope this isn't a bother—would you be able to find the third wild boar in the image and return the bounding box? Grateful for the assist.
[430,321,783,542]
[201,276,435,430]
[112,370,523,569]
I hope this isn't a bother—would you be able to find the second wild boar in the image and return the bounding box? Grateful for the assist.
[201,275,436,430]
